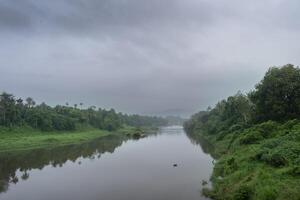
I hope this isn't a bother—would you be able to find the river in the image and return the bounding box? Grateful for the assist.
[0,126,213,200]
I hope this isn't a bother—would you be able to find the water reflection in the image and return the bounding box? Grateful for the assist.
[185,131,217,159]
[0,134,125,194]
[0,127,213,200]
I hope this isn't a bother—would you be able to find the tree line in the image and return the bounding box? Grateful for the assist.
[0,93,167,131]
[184,64,300,134]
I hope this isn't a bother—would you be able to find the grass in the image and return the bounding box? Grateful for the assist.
[189,120,300,200]
[0,125,159,153]
[0,126,119,153]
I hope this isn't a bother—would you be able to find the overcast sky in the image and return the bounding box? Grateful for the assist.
[1,0,300,116]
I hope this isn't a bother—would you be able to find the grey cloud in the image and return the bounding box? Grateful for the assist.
[0,0,215,35]
[0,0,300,116]
[0,3,32,30]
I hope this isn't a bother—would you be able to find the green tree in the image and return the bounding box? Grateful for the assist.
[0,92,167,131]
[25,97,35,108]
[249,64,300,121]
[0,92,17,126]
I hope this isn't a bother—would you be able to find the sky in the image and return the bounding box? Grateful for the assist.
[1,0,300,117]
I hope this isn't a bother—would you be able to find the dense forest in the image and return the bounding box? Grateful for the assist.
[0,92,167,132]
[184,64,300,200]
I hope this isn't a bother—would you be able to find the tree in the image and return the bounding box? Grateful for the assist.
[0,91,167,131]
[249,64,300,121]
[224,92,253,124]
[15,98,25,125]
[0,92,17,126]
[183,92,253,135]
[25,97,35,108]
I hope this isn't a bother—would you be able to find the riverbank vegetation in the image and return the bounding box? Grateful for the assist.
[0,126,112,152]
[184,64,300,200]
[0,92,167,131]
[0,92,167,152]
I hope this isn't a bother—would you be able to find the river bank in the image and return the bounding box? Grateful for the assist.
[0,125,150,153]
[183,65,300,200]
[185,120,300,200]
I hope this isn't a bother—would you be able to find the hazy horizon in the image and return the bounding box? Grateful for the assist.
[1,0,300,116]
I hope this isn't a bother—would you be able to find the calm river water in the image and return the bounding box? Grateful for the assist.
[0,126,213,200]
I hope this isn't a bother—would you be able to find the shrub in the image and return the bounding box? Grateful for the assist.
[261,139,281,149]
[281,119,300,130]
[287,166,300,176]
[294,157,300,165]
[233,184,253,200]
[229,124,244,132]
[224,157,238,174]
[257,121,278,137]
[216,131,228,141]
[256,148,288,167]
[268,152,288,167]
[256,185,278,200]
[240,130,263,144]
[262,151,288,167]
[202,188,215,198]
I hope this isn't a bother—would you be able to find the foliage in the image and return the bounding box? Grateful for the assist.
[186,120,300,200]
[121,114,167,128]
[0,92,167,132]
[185,64,300,199]
[184,91,253,136]
[233,184,253,200]
[249,64,300,122]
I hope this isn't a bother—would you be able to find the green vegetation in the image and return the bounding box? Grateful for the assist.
[0,92,167,132]
[0,126,113,152]
[185,64,300,200]
[0,92,167,152]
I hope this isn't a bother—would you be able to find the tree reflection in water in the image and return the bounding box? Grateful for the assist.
[0,134,125,194]
[185,131,217,159]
